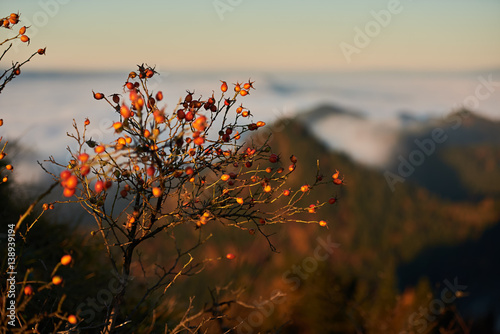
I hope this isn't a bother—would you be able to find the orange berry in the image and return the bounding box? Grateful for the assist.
[60,170,71,180]
[236,197,244,205]
[68,315,77,325]
[332,170,340,179]
[243,80,254,90]
[2,176,7,183]
[290,155,298,164]
[52,275,63,285]
[0,119,3,126]
[269,154,278,163]
[63,175,78,190]
[5,164,13,171]
[9,13,19,24]
[283,189,291,196]
[94,145,105,154]
[94,180,104,193]
[80,164,90,176]
[62,187,76,197]
[143,129,151,138]
[37,48,46,55]
[146,166,155,176]
[120,105,131,119]
[193,136,205,146]
[185,166,194,175]
[93,91,104,100]
[20,35,29,43]
[152,187,162,197]
[221,174,230,181]
[19,26,26,35]
[60,255,72,266]
[240,90,249,96]
[220,81,228,92]
[264,185,272,193]
[78,153,89,162]
[0,152,5,159]
[241,110,249,117]
[156,91,163,101]
[301,185,309,192]
[84,118,90,126]
[192,115,207,132]
[289,164,296,172]
[185,111,194,122]
[117,137,126,146]
[256,121,265,127]
[113,122,123,132]
[308,204,316,213]
[226,253,235,260]
[24,285,34,296]
[319,220,327,227]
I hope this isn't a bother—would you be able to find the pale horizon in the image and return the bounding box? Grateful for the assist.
[1,0,499,73]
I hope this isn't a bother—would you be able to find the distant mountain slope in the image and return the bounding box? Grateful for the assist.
[299,103,500,201]
[297,104,401,167]
[259,115,500,331]
[387,110,500,200]
[397,216,500,316]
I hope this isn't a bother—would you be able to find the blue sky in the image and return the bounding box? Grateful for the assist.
[1,0,499,72]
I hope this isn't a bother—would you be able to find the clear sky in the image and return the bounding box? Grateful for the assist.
[1,0,499,72]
